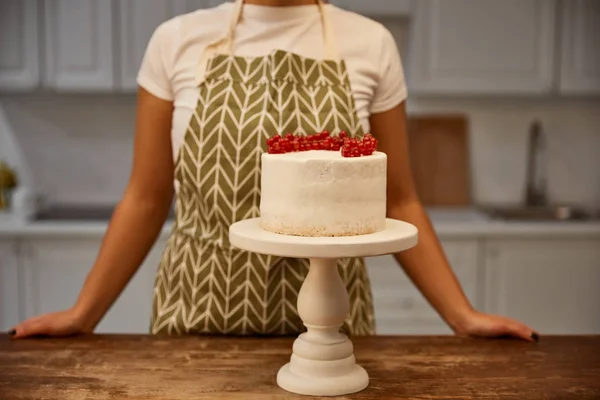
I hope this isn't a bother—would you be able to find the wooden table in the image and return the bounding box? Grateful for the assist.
[1,334,599,399]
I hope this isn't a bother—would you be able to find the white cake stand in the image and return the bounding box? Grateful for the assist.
[229,218,418,397]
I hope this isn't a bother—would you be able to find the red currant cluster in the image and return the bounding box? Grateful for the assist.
[341,133,378,158]
[266,131,377,157]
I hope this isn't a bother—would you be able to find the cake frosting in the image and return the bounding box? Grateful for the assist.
[260,149,387,237]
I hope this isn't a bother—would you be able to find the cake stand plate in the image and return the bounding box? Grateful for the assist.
[229,218,418,397]
[229,218,418,259]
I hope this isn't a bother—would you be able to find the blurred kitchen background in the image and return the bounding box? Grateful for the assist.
[0,0,599,336]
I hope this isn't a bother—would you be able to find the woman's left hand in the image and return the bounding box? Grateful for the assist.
[453,310,539,342]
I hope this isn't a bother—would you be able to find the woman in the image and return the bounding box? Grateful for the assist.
[10,0,538,341]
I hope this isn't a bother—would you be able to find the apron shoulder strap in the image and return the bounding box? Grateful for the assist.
[196,0,340,84]
[196,38,226,85]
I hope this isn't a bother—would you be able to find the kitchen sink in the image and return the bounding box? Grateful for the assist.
[33,206,116,221]
[32,205,175,221]
[479,206,596,222]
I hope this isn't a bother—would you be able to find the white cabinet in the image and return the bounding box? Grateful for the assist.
[173,0,216,14]
[5,0,598,97]
[0,0,40,91]
[119,0,181,90]
[44,0,115,91]
[332,0,412,17]
[6,230,599,337]
[559,0,600,94]
[0,240,21,331]
[118,0,214,90]
[20,238,101,319]
[95,237,166,334]
[367,238,480,335]
[19,237,166,334]
[408,0,556,94]
[484,238,600,334]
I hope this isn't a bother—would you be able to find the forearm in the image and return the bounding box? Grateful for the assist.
[388,200,473,330]
[73,190,172,330]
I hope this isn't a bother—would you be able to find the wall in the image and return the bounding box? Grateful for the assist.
[408,98,600,208]
[1,93,599,209]
[0,94,136,205]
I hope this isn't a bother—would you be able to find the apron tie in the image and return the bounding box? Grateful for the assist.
[196,0,338,85]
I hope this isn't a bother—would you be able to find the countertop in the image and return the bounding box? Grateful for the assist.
[1,208,600,238]
[1,335,599,399]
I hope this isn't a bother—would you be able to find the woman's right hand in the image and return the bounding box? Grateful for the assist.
[9,308,92,339]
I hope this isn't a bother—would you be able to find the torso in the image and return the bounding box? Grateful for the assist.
[137,2,407,162]
[144,1,405,337]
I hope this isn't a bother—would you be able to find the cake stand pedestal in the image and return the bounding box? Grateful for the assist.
[229,218,418,397]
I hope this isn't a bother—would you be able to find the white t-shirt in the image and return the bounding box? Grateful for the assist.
[137,2,407,160]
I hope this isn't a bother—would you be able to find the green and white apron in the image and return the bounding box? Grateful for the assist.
[151,0,375,336]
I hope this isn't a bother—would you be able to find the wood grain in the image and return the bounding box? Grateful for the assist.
[1,335,599,399]
[407,115,471,206]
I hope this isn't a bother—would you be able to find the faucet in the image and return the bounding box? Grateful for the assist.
[525,120,548,207]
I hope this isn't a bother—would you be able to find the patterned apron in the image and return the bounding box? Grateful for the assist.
[151,0,375,336]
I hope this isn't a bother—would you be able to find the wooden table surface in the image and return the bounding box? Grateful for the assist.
[1,334,599,400]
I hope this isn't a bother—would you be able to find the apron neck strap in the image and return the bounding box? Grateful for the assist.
[223,0,338,60]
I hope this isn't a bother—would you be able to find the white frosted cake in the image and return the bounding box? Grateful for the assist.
[259,131,387,237]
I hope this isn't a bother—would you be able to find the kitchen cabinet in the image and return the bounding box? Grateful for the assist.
[4,0,597,97]
[558,0,600,95]
[366,238,480,334]
[484,238,600,334]
[118,0,215,90]
[173,0,218,14]
[4,229,599,336]
[0,240,20,331]
[0,0,40,91]
[119,0,181,91]
[19,237,167,334]
[331,0,412,17]
[19,238,102,320]
[95,238,167,334]
[44,0,115,91]
[407,0,556,94]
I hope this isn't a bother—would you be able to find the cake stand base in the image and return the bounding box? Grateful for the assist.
[229,218,418,397]
[277,362,368,397]
[278,307,370,397]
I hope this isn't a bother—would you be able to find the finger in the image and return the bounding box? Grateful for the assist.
[503,319,538,342]
[11,316,49,339]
